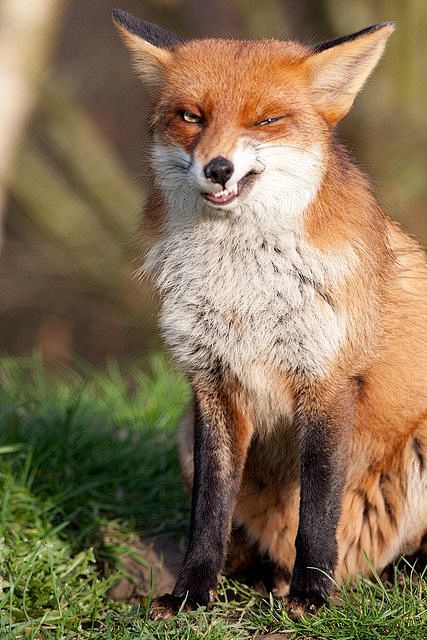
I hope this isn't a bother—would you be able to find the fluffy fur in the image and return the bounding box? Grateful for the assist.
[113,11,427,620]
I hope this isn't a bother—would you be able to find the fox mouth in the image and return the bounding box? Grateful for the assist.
[203,171,257,206]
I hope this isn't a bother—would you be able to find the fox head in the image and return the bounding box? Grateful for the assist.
[113,10,394,223]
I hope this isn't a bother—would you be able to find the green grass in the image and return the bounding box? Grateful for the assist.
[0,355,425,639]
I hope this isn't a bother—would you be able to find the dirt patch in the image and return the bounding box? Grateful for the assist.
[107,533,184,604]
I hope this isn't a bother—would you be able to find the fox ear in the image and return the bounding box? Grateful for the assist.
[306,22,395,124]
[112,9,183,90]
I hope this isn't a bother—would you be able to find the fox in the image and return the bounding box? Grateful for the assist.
[113,9,427,621]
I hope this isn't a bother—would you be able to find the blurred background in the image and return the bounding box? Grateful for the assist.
[0,0,425,365]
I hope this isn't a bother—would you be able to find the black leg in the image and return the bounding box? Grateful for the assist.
[288,394,354,618]
[150,384,252,619]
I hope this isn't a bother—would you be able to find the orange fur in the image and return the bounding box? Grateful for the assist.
[115,13,427,608]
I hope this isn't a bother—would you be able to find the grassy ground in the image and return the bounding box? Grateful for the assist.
[0,355,425,639]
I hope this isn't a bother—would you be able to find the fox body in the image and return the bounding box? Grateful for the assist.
[113,10,427,619]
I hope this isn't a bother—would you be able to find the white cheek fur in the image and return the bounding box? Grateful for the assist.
[151,138,324,220]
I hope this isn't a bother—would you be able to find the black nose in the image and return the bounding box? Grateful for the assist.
[204,156,234,187]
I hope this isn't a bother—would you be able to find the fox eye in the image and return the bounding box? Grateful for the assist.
[180,110,203,124]
[256,116,282,126]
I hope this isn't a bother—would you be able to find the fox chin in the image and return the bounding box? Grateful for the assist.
[113,10,427,623]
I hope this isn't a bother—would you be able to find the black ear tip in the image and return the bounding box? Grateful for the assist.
[374,20,397,32]
[111,9,144,38]
[314,20,396,54]
[112,8,126,26]
[112,9,184,48]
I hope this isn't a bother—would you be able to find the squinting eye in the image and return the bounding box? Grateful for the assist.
[180,110,203,124]
[256,116,282,126]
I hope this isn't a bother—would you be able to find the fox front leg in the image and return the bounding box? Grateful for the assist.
[149,382,252,620]
[287,387,354,620]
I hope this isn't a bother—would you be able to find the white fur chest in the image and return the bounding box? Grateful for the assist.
[145,213,351,399]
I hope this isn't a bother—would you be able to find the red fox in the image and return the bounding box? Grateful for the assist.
[113,10,427,620]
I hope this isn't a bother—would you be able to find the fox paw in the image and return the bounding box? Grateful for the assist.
[149,593,198,621]
[284,594,325,621]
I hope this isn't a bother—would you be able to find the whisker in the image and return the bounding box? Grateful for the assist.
[254,142,322,162]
